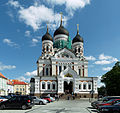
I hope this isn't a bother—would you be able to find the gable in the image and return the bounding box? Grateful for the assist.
[54,48,75,58]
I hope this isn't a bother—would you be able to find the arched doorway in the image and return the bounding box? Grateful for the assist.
[64,81,73,94]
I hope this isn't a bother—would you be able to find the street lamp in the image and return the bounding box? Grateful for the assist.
[89,77,94,102]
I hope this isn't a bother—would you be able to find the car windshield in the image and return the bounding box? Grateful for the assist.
[114,102,120,105]
[102,97,108,101]
[105,99,114,103]
[0,97,5,99]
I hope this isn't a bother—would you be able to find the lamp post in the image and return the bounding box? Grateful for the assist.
[91,77,94,98]
[89,77,94,102]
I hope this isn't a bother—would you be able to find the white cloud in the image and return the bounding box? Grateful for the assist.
[31,38,39,46]
[94,54,118,65]
[95,60,112,65]
[0,62,16,71]
[25,70,37,76]
[3,38,19,48]
[17,76,30,82]
[99,54,112,60]
[8,0,90,31]
[18,4,68,31]
[7,0,22,8]
[45,0,90,16]
[97,76,105,88]
[102,67,112,71]
[25,30,30,37]
[85,56,96,61]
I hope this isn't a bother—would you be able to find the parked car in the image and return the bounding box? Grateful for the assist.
[49,97,55,102]
[91,96,120,108]
[0,97,8,102]
[32,96,47,105]
[98,102,120,113]
[97,99,120,109]
[41,96,52,103]
[1,96,11,99]
[0,95,34,110]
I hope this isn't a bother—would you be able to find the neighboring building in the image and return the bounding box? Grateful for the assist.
[7,80,14,94]
[0,73,8,96]
[30,16,98,98]
[12,80,29,95]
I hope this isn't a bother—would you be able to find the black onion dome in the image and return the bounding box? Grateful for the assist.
[42,32,53,42]
[54,25,69,37]
[72,34,83,44]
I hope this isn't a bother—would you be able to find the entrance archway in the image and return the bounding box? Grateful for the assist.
[64,81,73,94]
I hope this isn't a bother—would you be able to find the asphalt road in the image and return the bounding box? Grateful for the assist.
[0,99,98,113]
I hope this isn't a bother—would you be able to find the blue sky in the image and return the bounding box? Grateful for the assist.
[0,0,120,87]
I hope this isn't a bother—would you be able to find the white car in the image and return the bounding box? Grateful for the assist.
[32,96,47,105]
[0,97,8,102]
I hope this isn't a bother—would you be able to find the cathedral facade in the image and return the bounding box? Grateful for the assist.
[30,18,98,98]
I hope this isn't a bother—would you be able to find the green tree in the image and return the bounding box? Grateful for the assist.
[101,62,120,96]
[98,86,106,96]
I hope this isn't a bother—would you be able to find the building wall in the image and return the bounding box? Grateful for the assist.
[13,84,29,95]
[0,77,7,96]
[7,84,14,94]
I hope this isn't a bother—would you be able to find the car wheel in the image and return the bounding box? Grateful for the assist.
[21,105,27,110]
[0,104,5,110]
[39,101,43,105]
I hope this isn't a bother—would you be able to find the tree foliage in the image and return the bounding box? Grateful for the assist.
[101,62,120,96]
[98,86,106,96]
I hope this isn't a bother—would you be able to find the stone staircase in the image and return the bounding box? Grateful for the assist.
[60,94,74,100]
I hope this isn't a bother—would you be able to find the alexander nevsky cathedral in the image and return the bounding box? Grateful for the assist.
[30,15,98,98]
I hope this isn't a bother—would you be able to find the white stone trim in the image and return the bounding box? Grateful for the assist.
[54,34,68,40]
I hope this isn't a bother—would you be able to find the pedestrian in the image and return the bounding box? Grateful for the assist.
[57,94,59,101]
[55,94,57,100]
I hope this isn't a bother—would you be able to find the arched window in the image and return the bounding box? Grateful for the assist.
[43,47,45,52]
[78,48,80,52]
[46,68,48,76]
[52,83,55,90]
[79,84,81,89]
[88,84,91,90]
[64,66,66,70]
[42,82,46,89]
[59,66,61,74]
[46,46,49,51]
[79,69,81,76]
[83,84,86,90]
[47,82,51,90]
[50,47,52,52]
[75,48,77,53]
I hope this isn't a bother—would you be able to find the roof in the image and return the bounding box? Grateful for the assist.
[12,80,28,85]
[54,26,69,37]
[72,33,83,43]
[42,32,53,42]
[7,80,13,85]
[0,73,7,79]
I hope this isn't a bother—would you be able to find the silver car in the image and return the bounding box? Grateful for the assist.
[32,96,47,105]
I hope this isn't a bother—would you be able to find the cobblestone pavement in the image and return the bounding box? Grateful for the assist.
[0,99,98,113]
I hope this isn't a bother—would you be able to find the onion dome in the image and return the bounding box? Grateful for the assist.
[54,13,69,37]
[72,24,83,44]
[54,26,69,37]
[42,26,53,42]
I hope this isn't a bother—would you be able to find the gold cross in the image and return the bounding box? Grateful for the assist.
[60,12,63,26]
[77,24,79,34]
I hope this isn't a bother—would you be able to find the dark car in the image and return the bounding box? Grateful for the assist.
[91,96,120,108]
[1,96,11,99]
[98,102,120,113]
[97,99,120,109]
[0,95,34,110]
